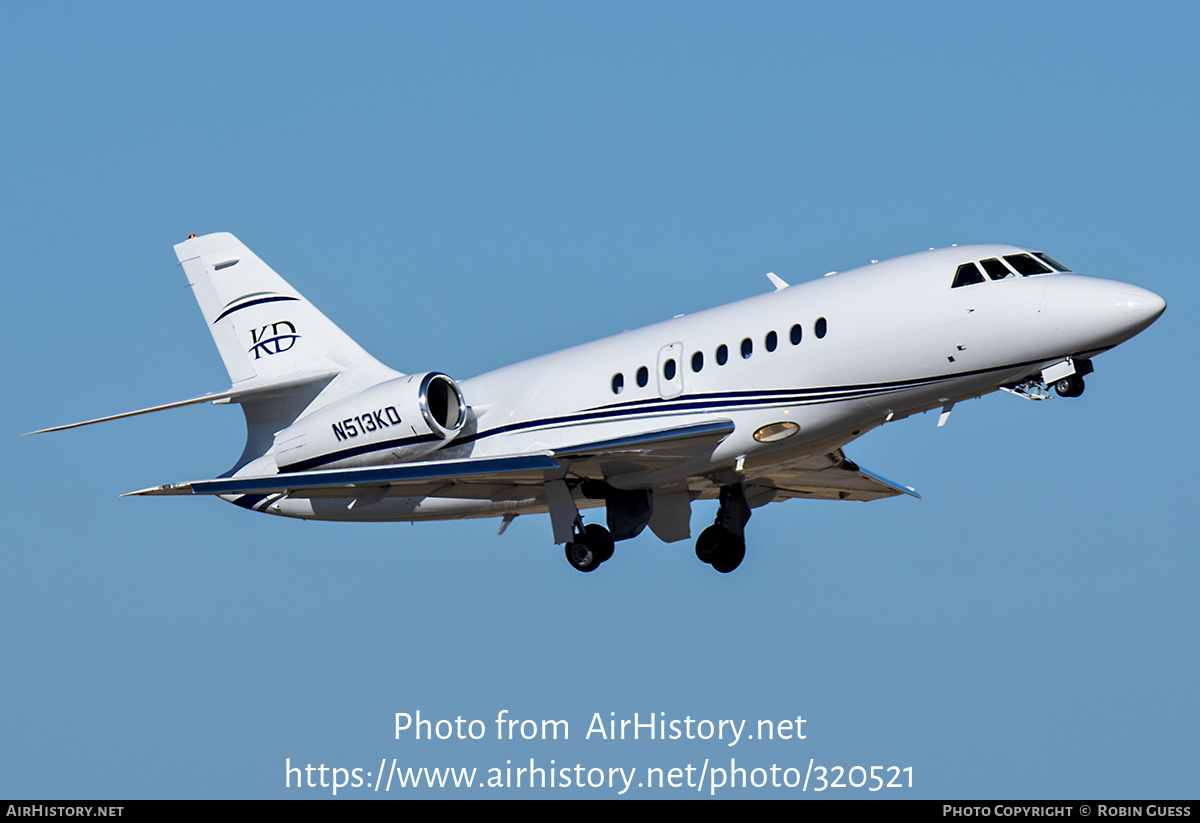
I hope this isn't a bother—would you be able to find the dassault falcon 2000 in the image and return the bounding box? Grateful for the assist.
[36,233,1165,573]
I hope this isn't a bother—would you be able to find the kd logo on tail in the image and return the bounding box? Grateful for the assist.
[248,321,300,359]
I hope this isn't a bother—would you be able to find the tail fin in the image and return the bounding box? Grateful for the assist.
[177,233,400,473]
[34,233,401,475]
[175,232,393,386]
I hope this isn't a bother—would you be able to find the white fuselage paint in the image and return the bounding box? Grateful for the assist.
[263,244,1163,522]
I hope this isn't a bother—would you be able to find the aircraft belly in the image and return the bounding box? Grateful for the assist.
[864,361,1051,419]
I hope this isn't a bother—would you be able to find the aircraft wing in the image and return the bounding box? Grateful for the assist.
[126,419,909,505]
[127,454,562,499]
[743,449,920,503]
[127,419,737,500]
[552,419,735,480]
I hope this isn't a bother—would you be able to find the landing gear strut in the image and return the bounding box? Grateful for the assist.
[564,520,615,573]
[695,483,750,573]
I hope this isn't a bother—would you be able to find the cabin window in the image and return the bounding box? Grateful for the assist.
[765,330,778,352]
[815,317,827,339]
[1004,254,1053,275]
[790,324,802,345]
[952,262,985,288]
[636,366,649,387]
[692,351,704,372]
[716,344,729,365]
[663,359,676,380]
[1034,252,1070,272]
[741,338,753,359]
[980,258,1012,280]
[611,373,624,394]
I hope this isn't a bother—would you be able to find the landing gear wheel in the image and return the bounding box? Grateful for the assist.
[695,484,751,573]
[695,525,724,564]
[565,522,615,572]
[565,540,601,572]
[711,535,746,573]
[1054,374,1085,398]
[695,524,746,572]
[584,524,615,562]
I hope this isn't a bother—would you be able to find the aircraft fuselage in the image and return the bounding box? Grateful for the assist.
[44,234,1162,573]
[263,243,1163,528]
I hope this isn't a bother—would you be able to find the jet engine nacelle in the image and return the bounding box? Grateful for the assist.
[274,372,467,471]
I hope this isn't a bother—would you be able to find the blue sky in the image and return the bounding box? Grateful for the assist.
[3,2,1196,798]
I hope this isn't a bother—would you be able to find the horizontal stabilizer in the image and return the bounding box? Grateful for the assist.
[27,370,339,435]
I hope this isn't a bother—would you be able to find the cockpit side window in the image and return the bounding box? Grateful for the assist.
[952,262,985,288]
[979,258,1013,280]
[1033,252,1071,272]
[1004,253,1053,275]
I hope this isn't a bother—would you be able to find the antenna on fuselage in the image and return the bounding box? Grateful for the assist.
[765,272,789,291]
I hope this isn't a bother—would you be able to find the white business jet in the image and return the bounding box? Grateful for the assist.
[36,233,1165,573]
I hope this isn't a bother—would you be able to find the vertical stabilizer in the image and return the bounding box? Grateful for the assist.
[175,232,395,387]
[176,232,401,473]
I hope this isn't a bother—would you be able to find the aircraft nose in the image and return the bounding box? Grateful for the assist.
[1122,285,1167,325]
[1044,275,1166,353]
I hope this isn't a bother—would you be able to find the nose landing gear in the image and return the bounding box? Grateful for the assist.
[1054,374,1086,398]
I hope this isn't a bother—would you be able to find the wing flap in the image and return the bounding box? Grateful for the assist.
[555,419,735,482]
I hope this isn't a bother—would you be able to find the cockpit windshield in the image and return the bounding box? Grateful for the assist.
[952,263,984,288]
[951,251,1072,288]
[1033,252,1070,272]
[1004,254,1052,275]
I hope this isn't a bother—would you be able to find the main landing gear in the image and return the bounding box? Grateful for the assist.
[695,483,751,574]
[561,483,754,574]
[564,520,615,573]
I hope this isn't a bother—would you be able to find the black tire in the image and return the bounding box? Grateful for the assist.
[711,536,746,574]
[565,540,600,572]
[1055,375,1085,398]
[695,525,725,564]
[584,524,615,563]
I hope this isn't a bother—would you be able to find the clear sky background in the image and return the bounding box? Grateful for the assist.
[3,2,1196,799]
